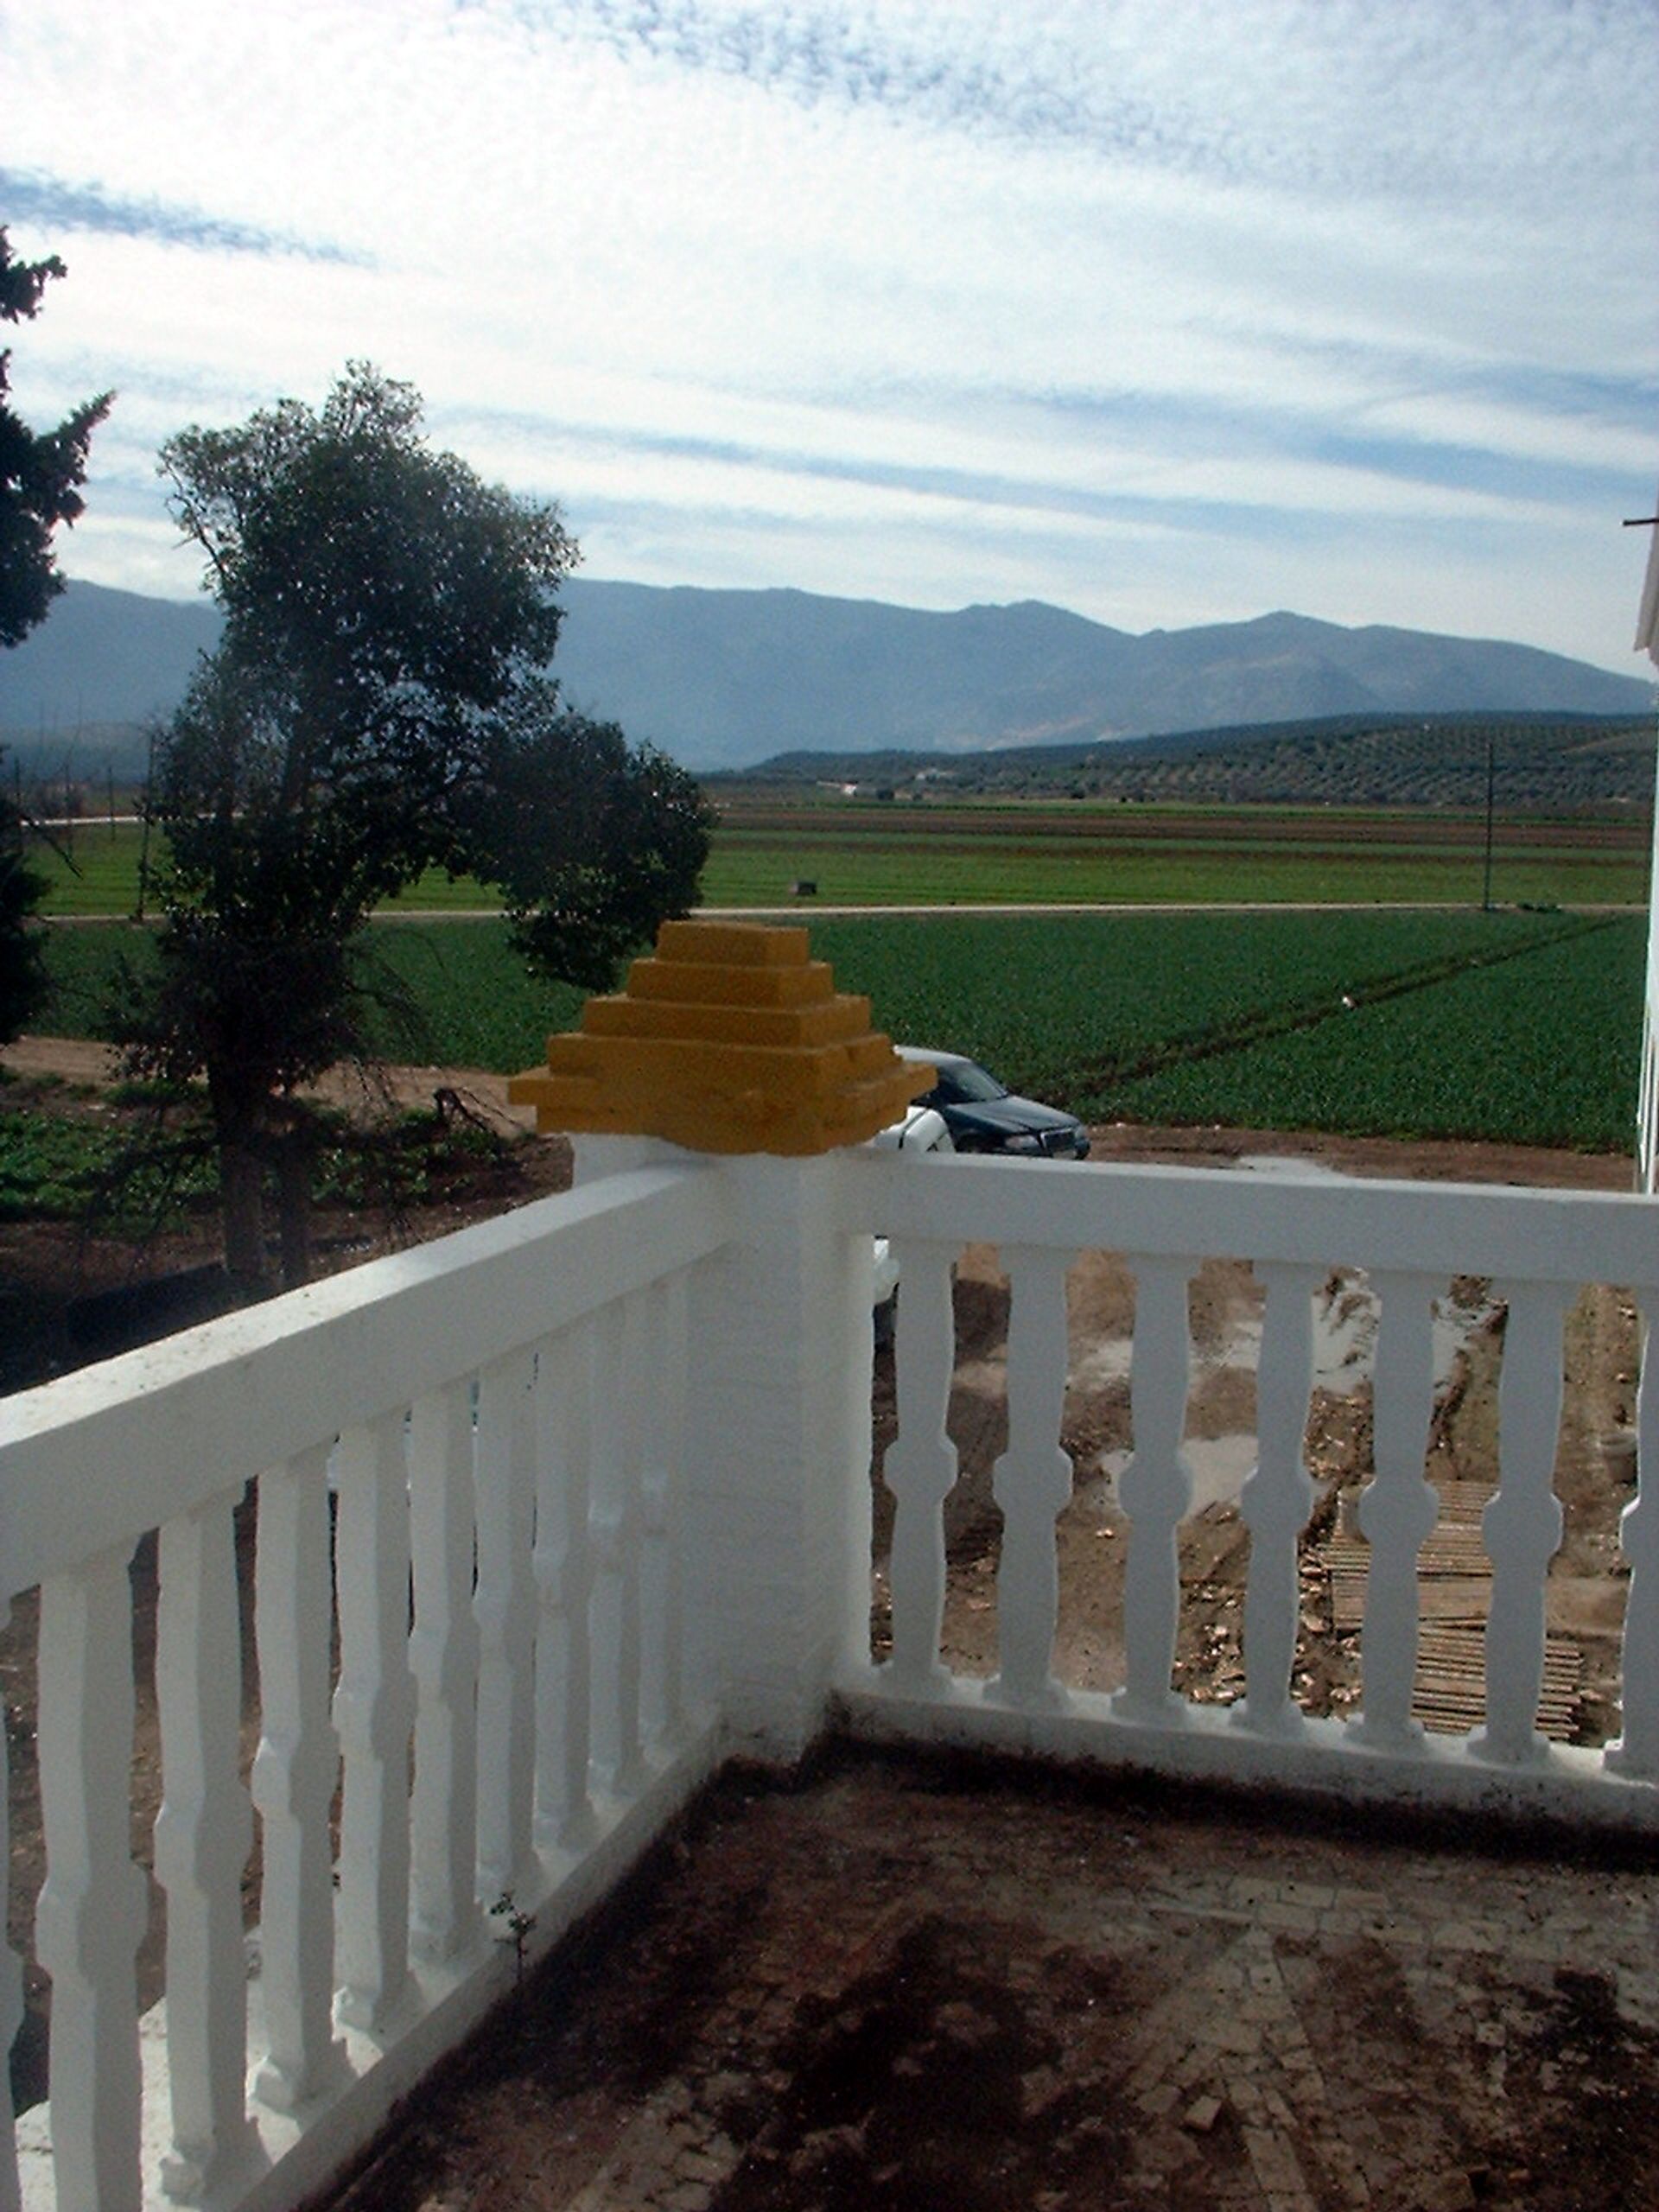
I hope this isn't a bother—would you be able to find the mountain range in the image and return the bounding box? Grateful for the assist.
[0,576,1649,775]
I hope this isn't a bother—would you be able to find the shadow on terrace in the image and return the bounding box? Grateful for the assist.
[326,1743,1659,2212]
[3,920,1657,2211]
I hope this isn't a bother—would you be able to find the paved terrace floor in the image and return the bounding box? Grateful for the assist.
[324,1746,1659,2212]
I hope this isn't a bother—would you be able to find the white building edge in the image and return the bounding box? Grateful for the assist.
[1634,490,1659,1190]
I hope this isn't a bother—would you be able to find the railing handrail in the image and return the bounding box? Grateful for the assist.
[846,1147,1658,1286]
[0,1160,731,1603]
[3,1124,1656,2212]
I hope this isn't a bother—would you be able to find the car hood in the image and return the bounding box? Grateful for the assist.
[948,1096,1081,1140]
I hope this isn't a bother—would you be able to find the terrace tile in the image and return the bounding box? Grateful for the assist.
[324,1745,1659,2212]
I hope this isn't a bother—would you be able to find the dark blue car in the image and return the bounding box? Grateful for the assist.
[895,1047,1090,1160]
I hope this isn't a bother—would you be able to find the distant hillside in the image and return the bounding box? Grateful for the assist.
[553,587,1652,766]
[0,576,1649,777]
[727,712,1658,811]
[0,584,218,759]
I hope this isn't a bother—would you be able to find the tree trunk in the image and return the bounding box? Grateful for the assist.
[219,1140,269,1293]
[277,1135,313,1291]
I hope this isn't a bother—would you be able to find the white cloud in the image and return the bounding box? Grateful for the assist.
[3,0,1654,671]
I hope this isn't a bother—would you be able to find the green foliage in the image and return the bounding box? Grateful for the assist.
[0,1109,218,1226]
[0,1112,115,1217]
[0,228,107,1036]
[22,817,153,917]
[1,229,113,648]
[0,1083,516,1230]
[162,365,569,653]
[132,363,708,1285]
[1095,924,1643,1149]
[449,686,712,993]
[33,918,158,1035]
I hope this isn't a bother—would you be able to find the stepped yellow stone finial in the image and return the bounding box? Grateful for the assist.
[507,919,932,1155]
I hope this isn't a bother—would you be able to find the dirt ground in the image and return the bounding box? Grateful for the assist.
[0,1036,1643,2126]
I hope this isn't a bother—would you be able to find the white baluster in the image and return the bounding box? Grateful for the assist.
[155,1495,255,2199]
[988,1248,1072,1712]
[251,1447,343,2111]
[408,1383,480,1959]
[1609,1300,1659,1778]
[534,1325,596,1849]
[0,1599,17,2212]
[333,1414,414,2031]
[1112,1257,1196,1725]
[640,1274,690,1749]
[35,1543,149,2211]
[1235,1262,1318,1738]
[882,1240,960,1693]
[590,1297,645,1797]
[474,1351,537,1898]
[1472,1281,1572,1766]
[1352,1273,1440,1752]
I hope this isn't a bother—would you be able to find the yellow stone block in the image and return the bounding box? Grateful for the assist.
[625,957,836,1009]
[654,918,810,967]
[581,994,872,1049]
[509,919,929,1155]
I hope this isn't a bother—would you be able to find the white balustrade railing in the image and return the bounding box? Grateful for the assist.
[0,1160,731,2212]
[842,1147,1659,1830]
[5,1130,1659,2209]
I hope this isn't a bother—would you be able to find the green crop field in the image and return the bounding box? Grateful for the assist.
[36,918,592,1076]
[35,906,1645,1154]
[22,798,1650,917]
[804,908,1644,1152]
[1090,923,1638,1148]
[23,823,507,918]
[23,822,157,918]
[701,797,1649,908]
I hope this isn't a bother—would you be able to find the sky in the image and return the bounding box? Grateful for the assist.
[3,0,1656,676]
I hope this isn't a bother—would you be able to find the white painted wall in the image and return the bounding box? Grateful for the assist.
[1631,493,1659,1189]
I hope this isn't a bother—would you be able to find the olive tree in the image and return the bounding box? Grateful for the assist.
[129,364,709,1288]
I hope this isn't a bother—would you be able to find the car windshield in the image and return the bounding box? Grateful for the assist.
[929,1059,1009,1106]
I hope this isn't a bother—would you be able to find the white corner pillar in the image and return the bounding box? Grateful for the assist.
[575,1135,874,1761]
[524,922,927,1765]
[677,1151,873,1760]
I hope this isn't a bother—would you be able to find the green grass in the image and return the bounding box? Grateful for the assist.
[25,802,1649,917]
[31,906,1645,1153]
[26,821,157,917]
[701,798,1649,907]
[704,830,1646,908]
